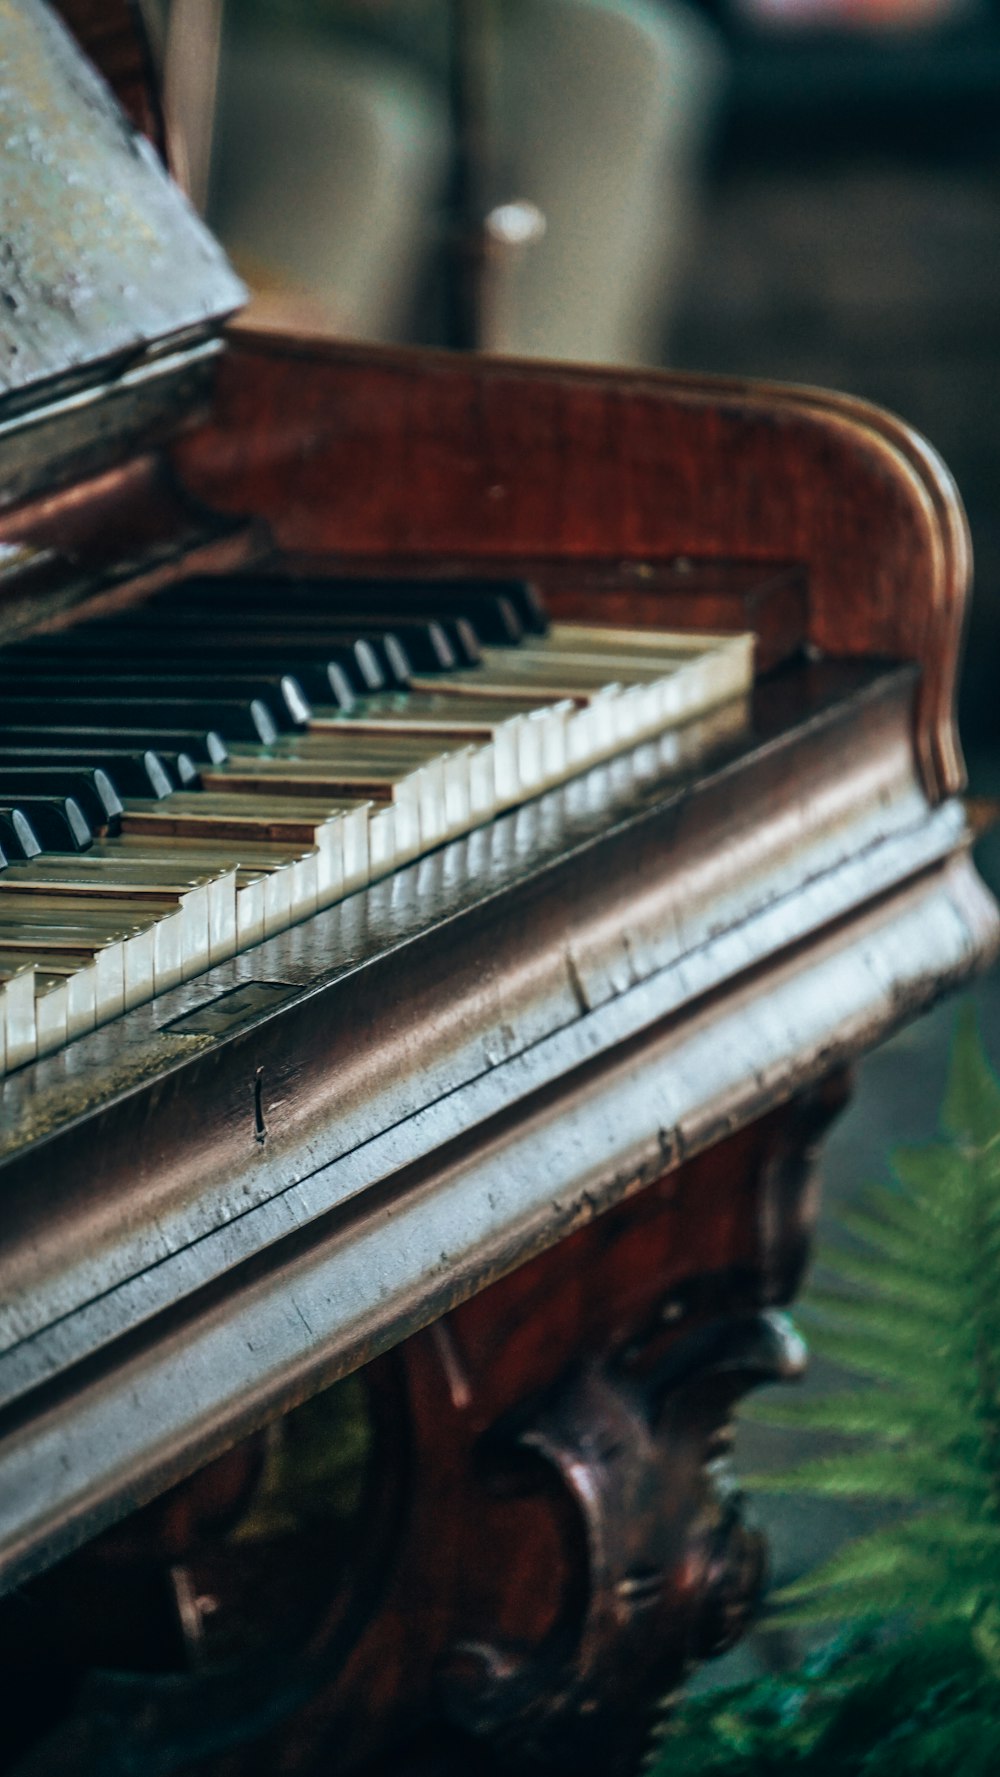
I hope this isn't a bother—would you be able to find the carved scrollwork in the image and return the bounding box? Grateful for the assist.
[438,1311,805,1775]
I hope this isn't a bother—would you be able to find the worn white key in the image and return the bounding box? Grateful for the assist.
[368,804,399,879]
[339,803,370,895]
[34,973,68,1058]
[0,965,36,1072]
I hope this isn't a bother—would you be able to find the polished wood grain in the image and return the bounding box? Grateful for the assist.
[176,330,971,801]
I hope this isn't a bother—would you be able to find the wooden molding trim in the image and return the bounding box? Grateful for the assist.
[177,333,971,800]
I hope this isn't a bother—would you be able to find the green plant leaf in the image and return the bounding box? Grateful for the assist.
[740,1385,973,1448]
[835,1203,968,1282]
[746,1447,986,1504]
[810,1244,958,1317]
[802,1286,963,1347]
[800,1324,971,1392]
[944,1006,1000,1150]
[647,1011,1000,1775]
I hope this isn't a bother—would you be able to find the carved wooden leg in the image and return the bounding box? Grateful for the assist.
[0,1077,847,1777]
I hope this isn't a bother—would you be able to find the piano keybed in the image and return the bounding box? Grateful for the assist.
[0,577,753,1074]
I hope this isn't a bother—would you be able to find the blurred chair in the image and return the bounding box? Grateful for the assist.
[198,0,726,362]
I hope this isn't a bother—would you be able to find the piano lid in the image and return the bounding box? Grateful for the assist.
[0,0,246,413]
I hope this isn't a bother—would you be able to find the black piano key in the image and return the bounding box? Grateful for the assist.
[243,617,444,676]
[97,607,446,676]
[12,632,382,700]
[0,809,41,862]
[321,612,481,665]
[170,572,546,640]
[155,621,417,685]
[161,582,486,662]
[449,578,548,636]
[0,748,189,796]
[0,797,91,852]
[0,726,228,766]
[330,598,519,649]
[0,768,122,833]
[0,671,310,731]
[183,656,356,708]
[0,696,279,746]
[320,575,550,637]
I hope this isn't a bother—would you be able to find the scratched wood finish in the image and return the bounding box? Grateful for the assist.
[175,330,970,801]
[0,1083,845,1776]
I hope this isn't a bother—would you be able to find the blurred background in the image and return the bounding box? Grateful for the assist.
[148,0,1000,1685]
[149,0,1000,746]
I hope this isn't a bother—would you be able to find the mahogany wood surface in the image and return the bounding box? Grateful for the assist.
[0,1081,846,1777]
[176,330,972,801]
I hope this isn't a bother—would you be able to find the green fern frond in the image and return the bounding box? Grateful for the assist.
[801,1285,965,1347]
[746,1447,985,1505]
[747,1018,1000,1602]
[645,1012,1000,1776]
[944,1005,1000,1148]
[808,1245,957,1317]
[739,1385,973,1448]
[834,1201,968,1282]
[794,1324,970,1393]
[771,1517,1000,1624]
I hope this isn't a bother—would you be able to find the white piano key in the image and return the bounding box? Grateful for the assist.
[312,829,342,907]
[35,974,68,1059]
[2,967,37,1072]
[490,720,524,807]
[467,742,498,822]
[368,804,399,879]
[66,962,97,1038]
[609,682,658,747]
[176,884,210,978]
[261,865,294,939]
[89,939,125,1026]
[387,785,421,865]
[207,870,239,965]
[286,851,319,922]
[514,714,546,796]
[339,804,370,895]
[533,703,572,787]
[0,622,756,1078]
[122,926,156,1011]
[411,759,448,849]
[152,909,186,993]
[235,873,267,949]
[441,747,473,837]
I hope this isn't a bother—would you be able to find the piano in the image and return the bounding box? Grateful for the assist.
[0,4,995,1773]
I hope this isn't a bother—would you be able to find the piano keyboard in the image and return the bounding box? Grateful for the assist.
[0,577,753,1075]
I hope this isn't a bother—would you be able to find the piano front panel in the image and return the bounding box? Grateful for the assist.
[0,1085,843,1777]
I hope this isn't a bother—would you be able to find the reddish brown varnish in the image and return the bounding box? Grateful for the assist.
[0,1085,841,1776]
[176,330,970,802]
[0,11,976,1775]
